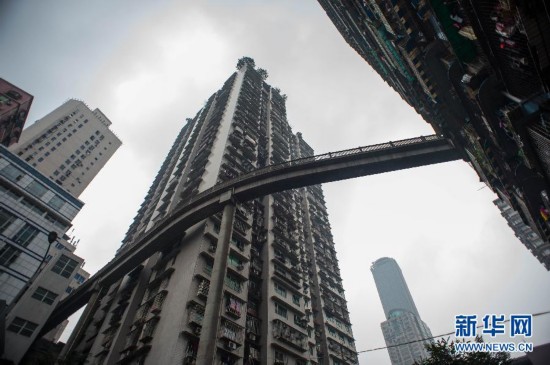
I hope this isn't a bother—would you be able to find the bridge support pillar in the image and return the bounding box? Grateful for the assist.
[196,192,236,364]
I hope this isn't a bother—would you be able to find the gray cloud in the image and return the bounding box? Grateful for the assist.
[2,1,549,363]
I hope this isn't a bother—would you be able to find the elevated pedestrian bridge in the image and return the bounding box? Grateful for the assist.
[44,134,460,333]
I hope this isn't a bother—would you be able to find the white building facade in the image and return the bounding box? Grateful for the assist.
[9,99,121,197]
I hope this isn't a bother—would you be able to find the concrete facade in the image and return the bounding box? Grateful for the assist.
[4,235,88,364]
[64,62,358,365]
[494,199,550,270]
[371,258,432,365]
[9,99,121,197]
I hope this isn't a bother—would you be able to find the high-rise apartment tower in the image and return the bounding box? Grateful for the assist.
[9,99,122,197]
[65,59,358,365]
[371,257,432,365]
[494,199,550,270]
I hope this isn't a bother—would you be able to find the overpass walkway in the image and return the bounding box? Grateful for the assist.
[43,134,460,333]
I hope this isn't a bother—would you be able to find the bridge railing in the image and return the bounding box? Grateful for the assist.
[118,134,443,256]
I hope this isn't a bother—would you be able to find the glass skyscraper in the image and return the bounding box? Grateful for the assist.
[371,257,432,365]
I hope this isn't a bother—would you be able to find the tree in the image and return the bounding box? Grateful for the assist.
[414,336,511,365]
[256,68,269,80]
[236,56,255,70]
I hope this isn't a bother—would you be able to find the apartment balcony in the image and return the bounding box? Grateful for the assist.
[184,302,205,337]
[236,205,252,220]
[274,263,301,289]
[197,279,210,299]
[246,346,261,362]
[328,339,358,364]
[122,326,142,353]
[272,236,299,257]
[148,267,174,290]
[219,318,244,346]
[227,255,248,280]
[140,316,160,343]
[225,273,245,294]
[118,344,152,365]
[224,294,245,319]
[145,290,168,315]
[319,281,345,301]
[272,319,308,352]
[183,340,198,365]
[228,133,243,147]
[231,235,249,255]
[272,225,298,248]
[233,216,251,236]
[133,302,150,327]
[246,314,261,341]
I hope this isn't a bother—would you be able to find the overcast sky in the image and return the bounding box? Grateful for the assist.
[2,1,549,364]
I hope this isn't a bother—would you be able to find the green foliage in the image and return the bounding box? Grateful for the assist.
[414,336,511,365]
[256,68,269,80]
[236,56,256,70]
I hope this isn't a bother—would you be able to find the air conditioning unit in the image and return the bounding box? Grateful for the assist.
[226,341,237,351]
[237,264,244,271]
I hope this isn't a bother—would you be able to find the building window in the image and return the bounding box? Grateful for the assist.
[7,317,38,337]
[25,180,48,198]
[31,286,58,305]
[0,244,21,266]
[0,208,16,233]
[274,282,287,298]
[293,294,300,306]
[51,254,78,278]
[0,164,23,182]
[74,273,86,284]
[225,274,242,292]
[274,350,286,364]
[228,254,242,268]
[275,302,287,318]
[12,224,40,247]
[48,195,65,210]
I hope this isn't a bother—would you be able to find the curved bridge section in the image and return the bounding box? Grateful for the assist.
[44,134,460,331]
